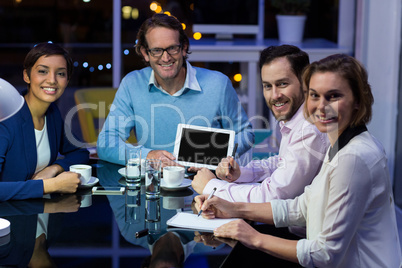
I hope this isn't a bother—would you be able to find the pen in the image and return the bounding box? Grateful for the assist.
[135,228,149,238]
[228,143,238,171]
[198,187,217,217]
[231,143,238,159]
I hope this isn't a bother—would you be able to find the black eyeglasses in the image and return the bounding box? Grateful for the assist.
[147,45,182,57]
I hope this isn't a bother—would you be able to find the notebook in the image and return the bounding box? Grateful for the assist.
[173,124,235,170]
[167,212,239,232]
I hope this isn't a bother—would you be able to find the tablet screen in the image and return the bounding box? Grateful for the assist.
[173,124,235,170]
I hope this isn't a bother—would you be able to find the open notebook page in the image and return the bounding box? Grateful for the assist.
[167,212,239,232]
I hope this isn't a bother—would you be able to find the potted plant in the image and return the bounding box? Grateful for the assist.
[270,0,311,43]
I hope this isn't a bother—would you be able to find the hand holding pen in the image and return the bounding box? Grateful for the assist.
[227,143,238,171]
[194,191,237,219]
[198,187,217,217]
[215,143,240,182]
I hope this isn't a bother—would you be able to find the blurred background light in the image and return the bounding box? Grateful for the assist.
[150,2,158,12]
[155,5,162,13]
[122,6,132,20]
[234,73,242,82]
[193,32,202,40]
[131,8,139,19]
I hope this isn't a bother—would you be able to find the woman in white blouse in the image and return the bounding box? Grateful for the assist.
[0,43,89,201]
[195,54,402,267]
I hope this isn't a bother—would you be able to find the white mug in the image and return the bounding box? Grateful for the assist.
[163,166,185,187]
[70,164,92,185]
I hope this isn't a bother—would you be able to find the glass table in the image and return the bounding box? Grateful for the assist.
[0,160,233,268]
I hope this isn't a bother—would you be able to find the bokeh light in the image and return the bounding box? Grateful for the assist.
[132,8,139,19]
[234,73,242,82]
[122,6,132,20]
[155,5,162,13]
[149,2,158,11]
[193,32,202,40]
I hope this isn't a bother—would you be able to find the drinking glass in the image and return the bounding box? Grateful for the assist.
[125,186,141,224]
[145,159,161,198]
[145,197,161,234]
[125,145,143,185]
[145,197,161,223]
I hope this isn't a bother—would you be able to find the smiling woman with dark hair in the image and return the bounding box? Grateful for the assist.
[194,54,401,267]
[0,42,89,201]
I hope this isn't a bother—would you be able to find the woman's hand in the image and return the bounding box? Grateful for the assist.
[43,171,81,194]
[213,219,262,250]
[32,164,64,180]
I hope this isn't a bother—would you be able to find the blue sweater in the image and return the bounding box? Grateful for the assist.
[97,61,254,165]
[0,100,89,201]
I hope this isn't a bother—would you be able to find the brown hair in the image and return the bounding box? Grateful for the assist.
[135,13,190,62]
[259,45,309,85]
[23,42,73,80]
[303,54,374,126]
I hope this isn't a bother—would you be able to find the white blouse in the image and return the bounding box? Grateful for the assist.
[272,131,401,267]
[34,117,50,173]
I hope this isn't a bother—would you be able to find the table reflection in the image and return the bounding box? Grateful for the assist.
[0,195,80,267]
[0,160,232,268]
[96,160,229,267]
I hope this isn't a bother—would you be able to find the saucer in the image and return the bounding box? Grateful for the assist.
[79,176,99,188]
[161,178,192,191]
[118,167,145,178]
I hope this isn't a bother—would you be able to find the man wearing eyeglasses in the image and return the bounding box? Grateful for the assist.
[97,13,254,167]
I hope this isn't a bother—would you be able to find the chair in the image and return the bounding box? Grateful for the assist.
[74,88,137,145]
[251,129,277,160]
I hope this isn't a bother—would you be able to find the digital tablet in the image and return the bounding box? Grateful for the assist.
[173,124,235,170]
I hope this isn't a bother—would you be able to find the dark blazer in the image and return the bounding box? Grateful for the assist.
[0,99,89,201]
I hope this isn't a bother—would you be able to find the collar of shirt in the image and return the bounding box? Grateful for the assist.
[148,61,202,96]
[278,104,305,135]
[328,124,368,162]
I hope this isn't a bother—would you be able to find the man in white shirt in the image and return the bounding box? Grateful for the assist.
[192,45,330,202]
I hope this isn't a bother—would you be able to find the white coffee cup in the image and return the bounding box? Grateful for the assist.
[163,166,185,187]
[70,164,92,185]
